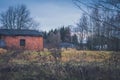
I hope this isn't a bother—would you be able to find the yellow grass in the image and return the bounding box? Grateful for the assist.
[61,49,115,62]
[0,48,119,64]
[0,48,7,54]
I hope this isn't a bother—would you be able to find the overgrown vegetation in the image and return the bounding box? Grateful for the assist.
[0,48,120,80]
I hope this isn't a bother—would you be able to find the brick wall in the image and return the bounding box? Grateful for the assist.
[3,36,43,51]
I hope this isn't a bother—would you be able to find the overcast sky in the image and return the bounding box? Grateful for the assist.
[0,0,82,31]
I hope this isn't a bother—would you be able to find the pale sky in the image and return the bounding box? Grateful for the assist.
[0,0,82,31]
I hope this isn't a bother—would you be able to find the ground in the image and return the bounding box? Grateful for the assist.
[0,48,120,80]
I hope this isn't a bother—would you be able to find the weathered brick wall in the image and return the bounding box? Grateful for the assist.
[3,36,43,51]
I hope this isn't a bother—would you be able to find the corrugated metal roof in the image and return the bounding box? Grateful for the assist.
[0,29,43,37]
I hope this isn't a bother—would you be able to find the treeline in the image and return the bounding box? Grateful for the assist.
[43,0,120,51]
[75,8,120,51]
[43,26,78,49]
[73,0,120,51]
[86,7,120,51]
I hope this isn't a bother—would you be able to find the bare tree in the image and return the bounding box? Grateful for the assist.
[98,0,120,12]
[46,30,61,48]
[73,0,120,51]
[73,0,120,31]
[0,4,38,30]
[77,13,88,49]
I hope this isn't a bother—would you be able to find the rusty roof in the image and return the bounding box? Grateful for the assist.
[0,29,43,37]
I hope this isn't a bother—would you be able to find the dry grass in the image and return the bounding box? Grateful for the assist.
[0,48,119,80]
[0,48,7,54]
[61,49,113,62]
[0,48,119,64]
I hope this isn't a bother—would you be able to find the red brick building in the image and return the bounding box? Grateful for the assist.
[0,29,43,51]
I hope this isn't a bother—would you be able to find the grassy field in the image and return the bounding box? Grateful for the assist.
[0,48,120,80]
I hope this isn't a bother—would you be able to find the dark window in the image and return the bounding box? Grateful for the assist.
[20,39,25,46]
[0,36,2,40]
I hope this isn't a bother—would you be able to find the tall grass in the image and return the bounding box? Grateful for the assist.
[0,48,120,80]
